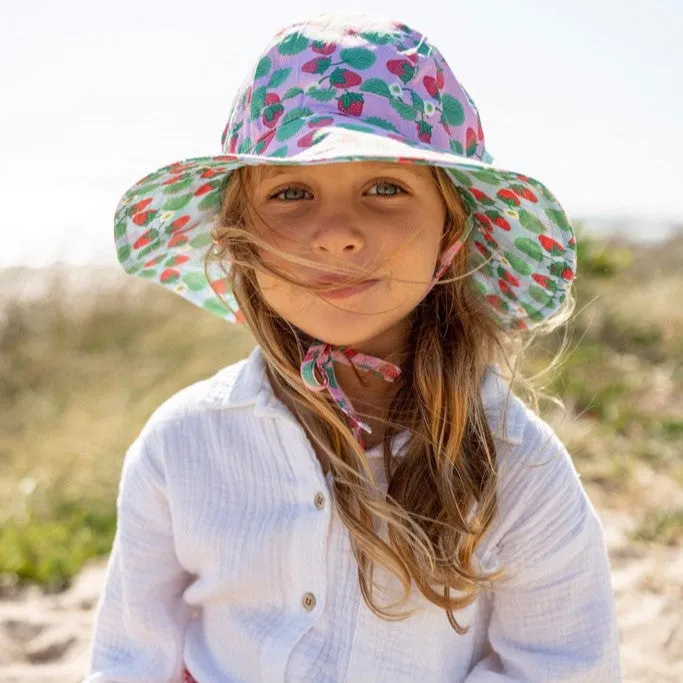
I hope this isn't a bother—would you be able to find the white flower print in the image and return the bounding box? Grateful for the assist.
[389,82,403,98]
[424,101,436,117]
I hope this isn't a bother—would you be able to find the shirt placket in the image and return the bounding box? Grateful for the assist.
[258,415,334,683]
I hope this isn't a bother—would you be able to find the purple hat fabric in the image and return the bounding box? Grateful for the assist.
[114,12,576,332]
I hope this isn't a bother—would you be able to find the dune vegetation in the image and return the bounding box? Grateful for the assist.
[1,225,681,592]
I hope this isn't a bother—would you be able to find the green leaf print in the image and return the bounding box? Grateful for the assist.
[162,194,193,211]
[268,67,292,88]
[269,146,289,158]
[203,298,231,316]
[254,56,271,79]
[276,118,307,141]
[515,237,544,262]
[545,208,571,231]
[283,86,304,100]
[190,232,212,248]
[307,87,337,101]
[449,140,464,156]
[522,302,545,323]
[282,107,313,125]
[360,31,393,45]
[441,94,465,126]
[183,272,208,292]
[364,116,400,133]
[197,190,221,212]
[518,209,545,234]
[503,250,533,276]
[277,34,309,55]
[389,98,418,121]
[360,78,392,98]
[162,177,193,195]
[470,169,500,185]
[529,284,552,306]
[339,47,376,69]
[410,90,424,112]
[250,86,267,120]
[237,137,252,154]
[445,168,473,187]
[117,245,131,263]
[114,219,127,240]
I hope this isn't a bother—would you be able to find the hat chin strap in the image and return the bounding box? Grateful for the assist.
[299,215,475,450]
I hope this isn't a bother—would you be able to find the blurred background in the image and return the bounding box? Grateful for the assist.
[1,1,681,681]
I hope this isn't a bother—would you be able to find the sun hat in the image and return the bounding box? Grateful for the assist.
[113,11,576,448]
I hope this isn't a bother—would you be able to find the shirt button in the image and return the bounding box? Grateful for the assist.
[314,491,326,510]
[302,592,317,611]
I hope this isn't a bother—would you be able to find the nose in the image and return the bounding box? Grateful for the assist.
[310,218,365,254]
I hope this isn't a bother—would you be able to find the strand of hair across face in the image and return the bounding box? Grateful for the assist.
[298,213,477,449]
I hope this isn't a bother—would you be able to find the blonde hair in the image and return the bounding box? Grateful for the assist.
[207,162,575,632]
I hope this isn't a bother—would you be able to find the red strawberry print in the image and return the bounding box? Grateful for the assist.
[532,273,551,288]
[132,210,156,227]
[330,68,362,88]
[474,241,491,258]
[297,130,318,148]
[406,53,419,64]
[466,127,478,156]
[490,214,511,231]
[194,183,214,197]
[256,128,276,151]
[143,255,163,268]
[264,93,280,105]
[477,118,484,141]
[499,279,518,300]
[133,230,154,250]
[308,116,334,128]
[228,134,238,153]
[513,319,528,331]
[423,75,439,98]
[168,254,190,267]
[167,233,189,248]
[568,237,576,247]
[234,309,246,324]
[496,188,521,207]
[486,294,504,311]
[386,59,415,83]
[162,174,187,186]
[561,268,574,281]
[501,270,520,287]
[473,212,493,230]
[302,57,331,74]
[200,168,224,179]
[214,154,237,162]
[539,235,565,254]
[513,186,538,203]
[483,232,499,247]
[337,92,364,117]
[416,121,432,143]
[311,41,336,54]
[170,215,191,233]
[132,197,153,213]
[210,278,229,294]
[470,188,495,205]
[436,67,445,89]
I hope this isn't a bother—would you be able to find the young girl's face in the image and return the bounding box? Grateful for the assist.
[245,161,447,353]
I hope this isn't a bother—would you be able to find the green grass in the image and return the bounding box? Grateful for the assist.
[1,227,682,590]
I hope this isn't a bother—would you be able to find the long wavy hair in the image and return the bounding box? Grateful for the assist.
[206,162,575,633]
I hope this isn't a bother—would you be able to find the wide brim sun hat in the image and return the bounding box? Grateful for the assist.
[114,12,576,336]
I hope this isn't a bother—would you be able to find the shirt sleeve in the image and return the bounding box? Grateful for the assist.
[464,415,622,682]
[84,426,193,683]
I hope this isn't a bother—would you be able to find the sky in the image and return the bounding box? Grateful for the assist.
[2,0,682,268]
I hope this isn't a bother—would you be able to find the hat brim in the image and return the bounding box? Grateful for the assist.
[114,122,576,329]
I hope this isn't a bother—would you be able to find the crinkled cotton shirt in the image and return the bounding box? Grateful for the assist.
[85,346,622,682]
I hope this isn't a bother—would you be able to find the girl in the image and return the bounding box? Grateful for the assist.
[87,12,621,682]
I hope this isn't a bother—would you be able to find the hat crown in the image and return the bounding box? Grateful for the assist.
[221,12,490,162]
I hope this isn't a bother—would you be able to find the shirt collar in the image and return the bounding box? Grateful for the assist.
[199,345,524,445]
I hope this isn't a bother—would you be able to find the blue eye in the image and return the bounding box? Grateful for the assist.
[367,182,403,197]
[272,187,312,201]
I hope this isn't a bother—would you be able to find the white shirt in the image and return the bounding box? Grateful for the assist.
[85,345,622,682]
